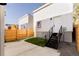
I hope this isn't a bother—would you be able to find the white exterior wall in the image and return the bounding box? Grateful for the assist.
[36,13,73,33]
[36,18,54,32]
[53,13,73,42]
[53,13,73,32]
[36,13,73,32]
[28,14,33,29]
[18,16,28,25]
[36,13,73,42]
[17,14,33,29]
[33,3,73,21]
[33,3,73,42]
[33,3,73,37]
[17,14,28,29]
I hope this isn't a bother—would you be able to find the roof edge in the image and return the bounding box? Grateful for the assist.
[33,3,52,13]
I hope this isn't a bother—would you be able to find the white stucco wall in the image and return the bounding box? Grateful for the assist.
[33,3,73,37]
[53,13,73,42]
[28,14,33,28]
[18,16,28,25]
[17,14,28,29]
[17,14,33,29]
[36,13,73,42]
[33,3,73,21]
[53,13,73,32]
[36,18,54,32]
[33,3,73,42]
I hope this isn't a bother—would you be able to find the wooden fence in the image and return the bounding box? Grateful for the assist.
[75,24,79,53]
[5,28,34,42]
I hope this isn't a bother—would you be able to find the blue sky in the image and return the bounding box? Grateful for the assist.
[5,3,44,24]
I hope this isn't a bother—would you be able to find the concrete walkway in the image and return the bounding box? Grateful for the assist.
[4,41,60,56]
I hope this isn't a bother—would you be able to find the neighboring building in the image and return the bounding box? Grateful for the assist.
[5,24,16,30]
[17,14,33,30]
[17,14,34,37]
[33,3,73,42]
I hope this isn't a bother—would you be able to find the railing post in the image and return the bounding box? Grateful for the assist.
[49,30,50,38]
[45,35,47,40]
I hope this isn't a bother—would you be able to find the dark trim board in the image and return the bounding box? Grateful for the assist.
[0,3,7,5]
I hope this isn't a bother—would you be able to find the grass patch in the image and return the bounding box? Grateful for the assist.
[24,37,47,47]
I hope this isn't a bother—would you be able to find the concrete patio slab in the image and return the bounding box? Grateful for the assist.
[4,41,60,56]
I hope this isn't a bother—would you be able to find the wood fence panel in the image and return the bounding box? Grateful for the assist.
[75,24,79,53]
[5,29,17,42]
[5,28,34,42]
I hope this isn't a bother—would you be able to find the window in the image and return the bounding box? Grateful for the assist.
[21,24,26,29]
[37,21,41,28]
[21,23,28,29]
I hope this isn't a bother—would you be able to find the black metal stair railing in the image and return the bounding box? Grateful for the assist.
[57,26,62,43]
[44,26,53,40]
[44,26,54,46]
[45,26,63,49]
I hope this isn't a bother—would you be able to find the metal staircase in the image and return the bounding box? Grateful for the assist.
[45,26,62,49]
